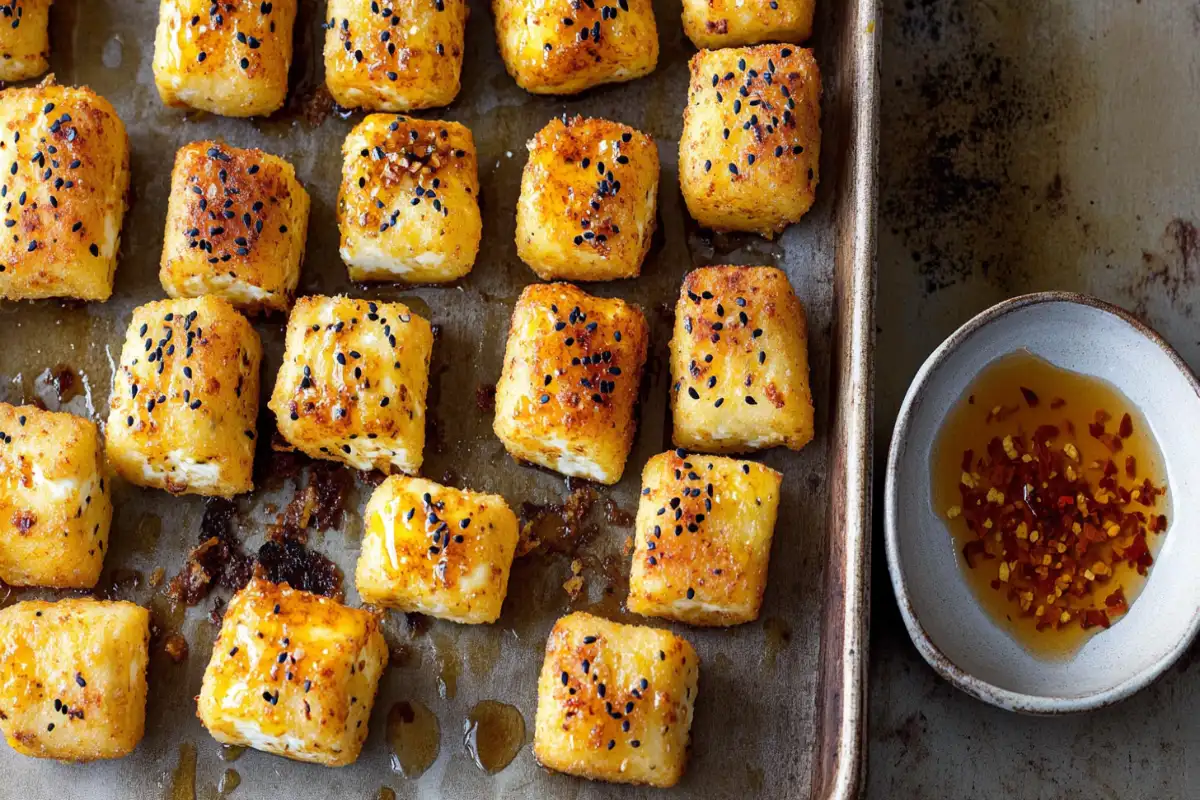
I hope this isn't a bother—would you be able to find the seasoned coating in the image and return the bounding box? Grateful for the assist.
[0,404,110,588]
[324,0,467,111]
[159,141,310,315]
[0,599,150,762]
[670,266,814,452]
[493,0,658,95]
[516,116,659,282]
[106,296,263,498]
[493,283,648,485]
[338,115,480,283]
[0,79,129,301]
[533,612,699,787]
[197,578,388,767]
[269,295,434,474]
[355,475,519,623]
[628,451,781,625]
[0,0,52,81]
[153,0,297,117]
[679,45,821,237]
[682,0,814,49]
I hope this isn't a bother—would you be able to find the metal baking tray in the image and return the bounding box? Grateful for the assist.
[0,0,877,796]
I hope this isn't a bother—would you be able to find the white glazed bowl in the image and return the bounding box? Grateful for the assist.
[885,292,1200,713]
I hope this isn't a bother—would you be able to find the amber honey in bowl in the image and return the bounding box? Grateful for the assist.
[932,350,1171,660]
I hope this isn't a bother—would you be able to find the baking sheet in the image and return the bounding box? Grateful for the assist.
[0,0,877,797]
[872,0,1200,797]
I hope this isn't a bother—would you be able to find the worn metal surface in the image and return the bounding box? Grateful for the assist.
[0,0,878,797]
[873,0,1200,797]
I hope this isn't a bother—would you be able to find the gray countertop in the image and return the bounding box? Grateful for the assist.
[869,0,1200,796]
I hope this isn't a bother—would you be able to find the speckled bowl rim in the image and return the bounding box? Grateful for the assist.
[884,291,1200,715]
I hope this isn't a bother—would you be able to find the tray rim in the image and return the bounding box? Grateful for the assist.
[812,0,878,796]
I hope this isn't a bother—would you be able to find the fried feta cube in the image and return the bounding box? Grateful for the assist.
[516,116,659,282]
[106,296,263,498]
[0,80,130,301]
[628,451,781,625]
[493,283,648,485]
[670,266,814,452]
[269,295,434,474]
[493,0,658,95]
[197,578,389,767]
[338,115,481,283]
[324,0,467,111]
[355,475,519,623]
[682,0,813,49]
[0,0,52,81]
[0,404,111,588]
[153,0,297,117]
[0,599,150,762]
[159,141,310,315]
[679,45,821,237]
[533,612,699,787]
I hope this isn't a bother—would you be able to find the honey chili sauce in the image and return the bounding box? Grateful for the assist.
[931,351,1171,661]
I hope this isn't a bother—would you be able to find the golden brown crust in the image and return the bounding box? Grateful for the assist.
[493,0,658,94]
[355,475,519,623]
[197,578,388,766]
[0,79,129,301]
[516,116,659,281]
[338,115,480,283]
[669,265,814,452]
[160,141,310,314]
[533,612,699,787]
[0,403,111,588]
[269,295,434,473]
[106,296,263,497]
[679,45,821,237]
[681,0,814,49]
[153,0,297,117]
[0,0,53,81]
[493,283,649,484]
[324,0,466,111]
[0,599,150,762]
[627,451,782,625]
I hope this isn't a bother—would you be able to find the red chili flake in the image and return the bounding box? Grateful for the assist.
[1019,386,1040,407]
[1050,397,1067,409]
[1118,413,1133,438]
[950,402,1168,636]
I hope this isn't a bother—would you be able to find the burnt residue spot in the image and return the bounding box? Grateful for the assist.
[256,539,344,600]
[1126,218,1200,318]
[163,633,189,663]
[517,478,599,556]
[167,499,253,606]
[267,456,357,543]
[882,0,1086,293]
[311,462,355,531]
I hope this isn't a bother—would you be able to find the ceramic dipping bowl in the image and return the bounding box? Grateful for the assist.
[885,291,1200,713]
